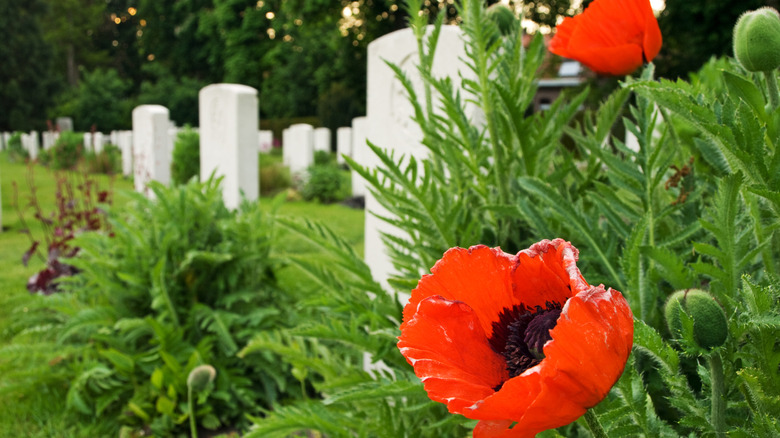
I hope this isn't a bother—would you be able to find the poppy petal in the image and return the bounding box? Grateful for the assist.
[511,239,589,305]
[403,246,518,338]
[548,0,661,75]
[467,286,633,435]
[474,420,535,438]
[570,44,644,76]
[398,295,509,414]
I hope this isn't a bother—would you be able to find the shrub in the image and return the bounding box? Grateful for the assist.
[313,150,334,166]
[83,143,121,175]
[47,131,84,170]
[301,162,345,203]
[259,152,291,195]
[7,132,28,162]
[52,68,133,131]
[54,178,303,436]
[171,127,200,184]
[13,168,112,294]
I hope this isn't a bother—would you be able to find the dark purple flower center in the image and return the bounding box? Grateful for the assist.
[490,301,564,381]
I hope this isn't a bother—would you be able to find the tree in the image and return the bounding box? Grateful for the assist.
[0,0,56,131]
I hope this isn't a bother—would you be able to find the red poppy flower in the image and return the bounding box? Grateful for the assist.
[548,0,662,76]
[398,239,634,437]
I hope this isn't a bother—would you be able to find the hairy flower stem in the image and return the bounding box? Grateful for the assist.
[584,409,609,438]
[710,351,726,438]
[765,70,780,111]
[188,386,198,438]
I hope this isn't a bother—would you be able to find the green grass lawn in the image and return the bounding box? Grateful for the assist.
[0,151,364,436]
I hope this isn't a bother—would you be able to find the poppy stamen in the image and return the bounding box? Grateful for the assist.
[502,301,564,378]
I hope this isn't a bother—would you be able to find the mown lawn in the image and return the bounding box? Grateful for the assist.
[0,151,364,436]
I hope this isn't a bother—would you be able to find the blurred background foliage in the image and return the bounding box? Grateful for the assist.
[5,0,779,133]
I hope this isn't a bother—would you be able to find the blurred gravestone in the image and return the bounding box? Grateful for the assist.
[259,130,273,153]
[198,84,259,210]
[55,117,73,132]
[118,131,133,176]
[132,105,171,195]
[336,126,352,165]
[313,127,331,152]
[286,123,314,176]
[350,116,368,197]
[93,132,104,154]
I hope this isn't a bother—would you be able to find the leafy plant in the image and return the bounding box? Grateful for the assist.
[300,161,346,204]
[12,166,112,294]
[51,178,303,436]
[7,132,28,163]
[170,127,200,185]
[259,151,291,196]
[44,131,85,170]
[83,143,121,175]
[246,1,779,437]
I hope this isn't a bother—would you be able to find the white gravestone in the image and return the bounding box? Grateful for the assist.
[118,131,133,176]
[313,127,331,153]
[132,105,172,194]
[259,130,273,153]
[83,133,93,153]
[336,126,352,165]
[27,131,40,160]
[350,117,368,197]
[282,128,292,166]
[56,117,73,132]
[110,130,119,147]
[364,25,473,293]
[198,84,259,210]
[286,124,314,176]
[93,132,104,154]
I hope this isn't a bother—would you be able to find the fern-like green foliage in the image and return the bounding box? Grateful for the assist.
[2,177,307,436]
[247,1,780,437]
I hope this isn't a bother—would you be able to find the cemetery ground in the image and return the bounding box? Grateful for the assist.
[0,150,364,436]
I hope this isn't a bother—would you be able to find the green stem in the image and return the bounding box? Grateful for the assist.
[188,386,198,438]
[584,409,609,438]
[764,70,780,111]
[710,351,726,438]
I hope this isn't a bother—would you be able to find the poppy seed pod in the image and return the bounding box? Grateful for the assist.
[665,289,728,350]
[733,7,780,72]
[187,364,216,393]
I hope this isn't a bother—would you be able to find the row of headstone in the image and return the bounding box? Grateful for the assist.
[131,84,260,209]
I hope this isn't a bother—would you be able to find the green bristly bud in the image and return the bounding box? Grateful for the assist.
[733,7,780,72]
[187,364,216,393]
[486,3,517,36]
[665,289,728,350]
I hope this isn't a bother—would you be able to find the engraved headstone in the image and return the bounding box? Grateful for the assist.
[198,84,259,210]
[364,25,473,292]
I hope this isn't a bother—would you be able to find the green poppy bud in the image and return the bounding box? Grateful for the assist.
[665,289,728,350]
[733,7,780,72]
[486,3,517,36]
[187,364,216,393]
